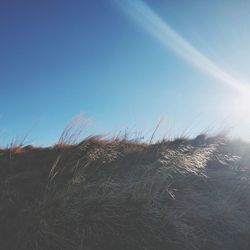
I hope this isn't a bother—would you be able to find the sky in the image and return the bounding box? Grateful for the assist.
[1,0,250,146]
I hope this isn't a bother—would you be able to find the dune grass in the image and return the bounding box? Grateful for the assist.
[1,134,250,249]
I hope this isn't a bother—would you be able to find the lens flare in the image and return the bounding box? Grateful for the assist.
[115,0,250,122]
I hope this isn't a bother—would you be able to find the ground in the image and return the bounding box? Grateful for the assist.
[1,135,250,249]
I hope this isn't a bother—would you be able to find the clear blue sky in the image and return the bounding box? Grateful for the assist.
[1,0,250,146]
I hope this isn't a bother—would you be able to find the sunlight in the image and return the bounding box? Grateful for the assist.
[116,0,250,122]
[116,0,249,92]
[231,88,250,123]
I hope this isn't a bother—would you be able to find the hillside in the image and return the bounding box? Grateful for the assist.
[1,135,250,250]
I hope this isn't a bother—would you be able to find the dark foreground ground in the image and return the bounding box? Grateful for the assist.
[1,135,250,250]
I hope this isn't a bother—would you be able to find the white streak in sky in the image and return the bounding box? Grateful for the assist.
[116,0,249,94]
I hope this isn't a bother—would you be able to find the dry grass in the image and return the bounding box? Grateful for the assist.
[1,134,250,249]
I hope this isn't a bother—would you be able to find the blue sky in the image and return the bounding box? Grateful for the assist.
[1,0,250,146]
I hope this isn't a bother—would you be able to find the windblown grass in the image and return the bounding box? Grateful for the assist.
[1,134,250,249]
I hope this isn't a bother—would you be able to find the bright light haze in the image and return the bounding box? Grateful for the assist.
[1,0,250,146]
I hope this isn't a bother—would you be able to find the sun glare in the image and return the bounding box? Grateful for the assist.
[232,88,250,123]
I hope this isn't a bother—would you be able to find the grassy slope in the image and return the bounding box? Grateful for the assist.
[1,135,250,250]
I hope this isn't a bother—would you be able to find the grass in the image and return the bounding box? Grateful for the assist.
[1,133,250,249]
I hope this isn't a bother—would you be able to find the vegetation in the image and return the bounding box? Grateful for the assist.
[1,134,250,249]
